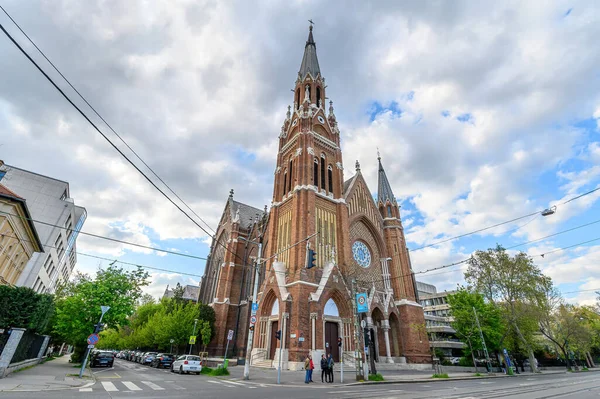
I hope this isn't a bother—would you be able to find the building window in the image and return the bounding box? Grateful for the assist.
[387,205,392,217]
[60,189,67,201]
[288,160,293,193]
[320,155,326,190]
[316,87,321,107]
[283,172,288,197]
[0,171,5,181]
[313,159,319,187]
[296,89,300,110]
[327,165,333,194]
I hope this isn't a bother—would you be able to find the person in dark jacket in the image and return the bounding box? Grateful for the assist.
[326,353,335,383]
[320,354,328,382]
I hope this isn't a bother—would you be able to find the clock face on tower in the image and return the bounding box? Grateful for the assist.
[352,241,371,268]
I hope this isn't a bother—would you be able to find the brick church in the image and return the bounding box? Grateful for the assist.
[199,25,431,370]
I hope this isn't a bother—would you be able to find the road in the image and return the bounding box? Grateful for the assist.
[3,360,600,398]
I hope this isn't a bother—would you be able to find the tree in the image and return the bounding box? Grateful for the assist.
[0,285,54,334]
[200,321,211,354]
[465,245,548,372]
[53,265,149,361]
[447,288,504,370]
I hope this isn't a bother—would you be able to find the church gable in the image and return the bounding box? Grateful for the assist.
[345,172,383,232]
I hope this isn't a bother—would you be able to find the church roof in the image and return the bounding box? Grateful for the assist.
[230,200,265,228]
[298,25,321,79]
[377,157,397,205]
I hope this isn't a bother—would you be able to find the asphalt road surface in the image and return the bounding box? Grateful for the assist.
[3,360,600,398]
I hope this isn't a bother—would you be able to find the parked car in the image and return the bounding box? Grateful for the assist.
[151,353,175,369]
[171,355,202,374]
[91,351,114,368]
[135,352,145,363]
[141,352,158,365]
[449,357,461,365]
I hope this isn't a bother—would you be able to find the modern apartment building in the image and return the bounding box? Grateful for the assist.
[417,281,464,357]
[0,162,86,293]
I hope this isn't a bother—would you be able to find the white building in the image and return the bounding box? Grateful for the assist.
[0,162,86,293]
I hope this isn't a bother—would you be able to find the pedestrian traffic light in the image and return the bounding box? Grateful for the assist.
[306,249,317,269]
[338,337,342,347]
[275,330,281,340]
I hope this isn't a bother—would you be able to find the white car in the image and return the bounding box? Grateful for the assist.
[171,355,202,374]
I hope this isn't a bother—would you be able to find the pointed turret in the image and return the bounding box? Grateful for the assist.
[377,155,397,205]
[298,25,321,79]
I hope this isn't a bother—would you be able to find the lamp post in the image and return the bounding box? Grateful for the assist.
[79,306,110,378]
[240,236,263,381]
[189,319,198,355]
[170,339,174,355]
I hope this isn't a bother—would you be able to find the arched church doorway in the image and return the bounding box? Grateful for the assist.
[371,307,386,362]
[323,298,340,362]
[389,312,401,357]
[268,299,279,360]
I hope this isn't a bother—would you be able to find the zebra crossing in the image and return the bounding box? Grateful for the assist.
[80,378,261,393]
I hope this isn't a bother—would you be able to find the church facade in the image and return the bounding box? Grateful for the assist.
[198,26,431,370]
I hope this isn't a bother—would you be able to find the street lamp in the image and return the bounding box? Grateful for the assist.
[541,206,556,217]
[190,319,199,355]
[239,236,263,380]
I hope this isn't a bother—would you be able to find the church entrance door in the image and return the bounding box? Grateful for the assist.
[325,321,339,362]
[269,321,279,360]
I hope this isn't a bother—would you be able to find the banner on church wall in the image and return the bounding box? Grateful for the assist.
[356,293,368,313]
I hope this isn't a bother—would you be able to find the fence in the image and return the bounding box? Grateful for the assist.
[10,331,46,364]
[0,328,51,378]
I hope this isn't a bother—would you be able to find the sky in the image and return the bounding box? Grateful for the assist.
[1,0,599,303]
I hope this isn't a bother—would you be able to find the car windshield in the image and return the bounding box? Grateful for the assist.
[187,356,201,361]
[146,352,158,356]
[97,352,113,358]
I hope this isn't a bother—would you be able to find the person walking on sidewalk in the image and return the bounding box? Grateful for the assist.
[320,354,328,383]
[309,354,315,382]
[304,354,311,384]
[326,353,335,383]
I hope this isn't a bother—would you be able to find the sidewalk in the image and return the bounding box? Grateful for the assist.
[222,365,569,387]
[0,355,94,392]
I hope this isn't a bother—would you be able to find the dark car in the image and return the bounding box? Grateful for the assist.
[151,353,175,368]
[91,351,114,368]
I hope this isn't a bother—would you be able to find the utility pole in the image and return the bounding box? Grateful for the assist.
[79,306,109,378]
[189,319,198,355]
[351,279,363,381]
[473,307,492,372]
[243,238,263,380]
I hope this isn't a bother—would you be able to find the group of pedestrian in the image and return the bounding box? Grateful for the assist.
[304,353,335,384]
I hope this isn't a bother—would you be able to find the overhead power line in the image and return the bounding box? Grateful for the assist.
[408,186,600,253]
[0,5,216,236]
[0,210,207,261]
[0,22,249,266]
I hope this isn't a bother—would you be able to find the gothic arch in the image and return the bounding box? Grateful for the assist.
[321,289,351,318]
[349,214,388,259]
[259,289,279,317]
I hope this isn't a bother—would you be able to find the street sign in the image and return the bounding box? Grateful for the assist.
[170,339,175,344]
[360,320,366,329]
[356,293,368,313]
[250,315,257,325]
[251,303,258,314]
[227,330,234,341]
[87,344,95,349]
[87,333,99,345]
[189,336,197,345]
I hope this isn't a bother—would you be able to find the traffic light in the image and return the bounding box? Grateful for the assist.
[306,249,317,269]
[94,323,105,333]
[249,325,254,331]
[363,328,370,346]
[338,337,342,347]
[275,330,281,340]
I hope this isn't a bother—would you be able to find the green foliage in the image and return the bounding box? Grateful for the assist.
[96,298,216,354]
[474,372,482,376]
[53,265,149,360]
[432,373,449,378]
[200,366,213,374]
[368,373,384,381]
[0,285,54,333]
[210,367,230,376]
[459,357,474,367]
[447,288,504,357]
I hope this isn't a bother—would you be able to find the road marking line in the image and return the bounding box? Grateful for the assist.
[101,381,118,392]
[219,380,246,386]
[141,380,165,390]
[208,380,232,387]
[122,381,142,391]
[79,388,92,392]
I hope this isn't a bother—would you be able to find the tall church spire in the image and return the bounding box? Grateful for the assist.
[298,25,321,79]
[377,154,397,205]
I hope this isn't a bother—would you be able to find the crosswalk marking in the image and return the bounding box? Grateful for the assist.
[219,379,246,387]
[141,380,165,390]
[79,388,92,392]
[101,381,118,392]
[208,380,232,387]
[122,381,142,391]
